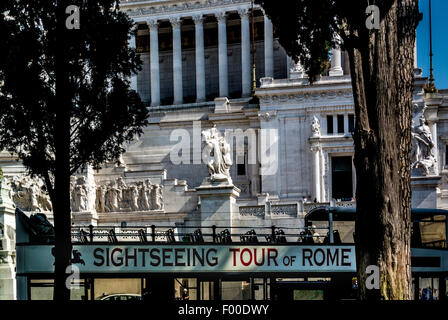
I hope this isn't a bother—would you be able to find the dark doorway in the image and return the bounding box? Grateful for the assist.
[331,156,353,200]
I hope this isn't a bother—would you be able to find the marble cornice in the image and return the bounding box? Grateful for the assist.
[312,135,354,143]
[257,88,354,106]
[120,0,254,20]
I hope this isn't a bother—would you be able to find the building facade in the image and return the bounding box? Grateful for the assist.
[1,0,448,300]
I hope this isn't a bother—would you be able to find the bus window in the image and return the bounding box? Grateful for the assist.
[333,221,355,243]
[418,277,439,300]
[412,215,446,248]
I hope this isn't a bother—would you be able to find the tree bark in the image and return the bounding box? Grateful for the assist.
[347,0,418,300]
[53,0,72,301]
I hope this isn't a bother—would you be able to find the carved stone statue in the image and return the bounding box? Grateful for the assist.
[95,184,107,213]
[411,115,435,175]
[73,185,87,212]
[29,182,41,211]
[202,126,233,184]
[129,184,139,211]
[70,176,93,212]
[138,180,150,210]
[105,181,120,212]
[152,184,163,210]
[115,154,127,168]
[116,177,126,205]
[289,56,305,79]
[70,176,76,211]
[38,193,52,212]
[311,115,321,137]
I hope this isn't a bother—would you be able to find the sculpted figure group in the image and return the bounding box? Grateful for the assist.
[202,126,233,184]
[94,177,163,213]
[70,176,95,212]
[4,173,164,213]
[6,175,52,212]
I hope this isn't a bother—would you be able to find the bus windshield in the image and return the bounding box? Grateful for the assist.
[305,206,448,248]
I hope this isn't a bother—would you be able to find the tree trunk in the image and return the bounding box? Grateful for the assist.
[347,0,418,300]
[53,0,72,301]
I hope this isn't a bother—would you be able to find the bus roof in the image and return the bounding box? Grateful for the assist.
[305,206,448,222]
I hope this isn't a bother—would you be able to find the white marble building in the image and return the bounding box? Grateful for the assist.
[0,0,447,233]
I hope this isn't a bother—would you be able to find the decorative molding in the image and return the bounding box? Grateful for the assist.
[169,16,182,27]
[215,11,227,23]
[258,89,353,106]
[310,144,321,153]
[303,201,354,213]
[236,182,250,196]
[122,0,253,18]
[258,111,277,121]
[192,14,204,24]
[271,204,297,216]
[260,77,273,86]
[237,7,249,18]
[146,18,159,29]
[239,205,265,218]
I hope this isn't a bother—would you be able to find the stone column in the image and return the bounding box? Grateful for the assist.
[344,114,349,134]
[264,14,274,78]
[329,46,343,76]
[344,51,350,75]
[239,8,251,97]
[259,113,279,198]
[193,15,206,102]
[320,150,326,202]
[333,116,338,135]
[215,11,229,97]
[170,17,183,105]
[129,31,138,92]
[0,174,17,300]
[311,146,321,202]
[148,19,160,106]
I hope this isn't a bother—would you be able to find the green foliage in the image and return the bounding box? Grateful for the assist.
[255,0,368,83]
[0,0,148,181]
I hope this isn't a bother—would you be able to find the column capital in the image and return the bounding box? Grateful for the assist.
[238,8,250,19]
[169,16,182,28]
[192,14,204,25]
[215,11,227,23]
[310,143,321,153]
[147,18,158,29]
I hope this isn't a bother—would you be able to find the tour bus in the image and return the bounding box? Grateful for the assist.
[15,206,448,301]
[305,206,448,300]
